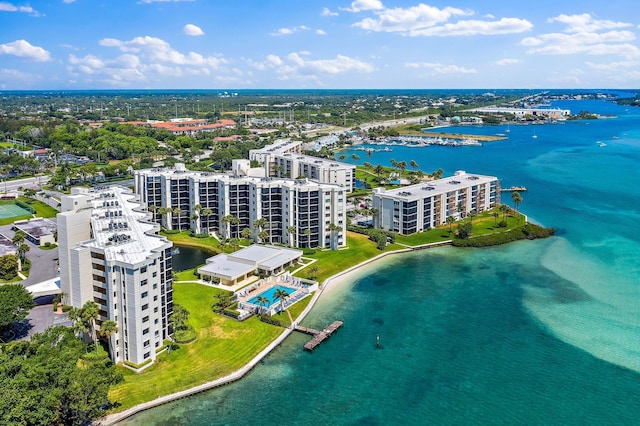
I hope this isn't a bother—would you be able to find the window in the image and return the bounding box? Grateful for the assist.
[141,291,148,298]
[141,279,148,286]
[144,352,150,359]
[141,266,147,274]
[152,272,157,278]
[142,316,149,323]
[142,304,148,311]
[144,340,150,348]
[143,328,149,335]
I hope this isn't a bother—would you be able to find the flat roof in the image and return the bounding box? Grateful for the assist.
[199,245,302,280]
[0,234,16,256]
[376,171,497,201]
[13,218,57,238]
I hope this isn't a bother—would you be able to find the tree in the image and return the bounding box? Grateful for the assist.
[374,164,385,181]
[99,320,118,358]
[410,160,419,171]
[512,191,523,213]
[173,207,183,231]
[221,215,234,239]
[0,326,122,426]
[12,230,26,246]
[397,160,407,175]
[328,223,341,250]
[492,211,499,227]
[0,284,35,333]
[0,254,19,280]
[351,154,360,162]
[200,207,212,233]
[18,243,30,261]
[149,204,158,222]
[272,288,290,312]
[446,215,455,235]
[307,265,319,280]
[286,226,297,247]
[304,228,312,249]
[80,301,100,351]
[253,217,267,242]
[255,295,270,314]
[241,227,253,240]
[468,209,477,225]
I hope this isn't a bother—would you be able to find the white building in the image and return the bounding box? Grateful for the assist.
[250,139,356,192]
[372,171,500,235]
[198,245,302,286]
[58,186,173,366]
[134,166,347,249]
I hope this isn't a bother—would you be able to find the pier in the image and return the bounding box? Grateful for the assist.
[500,186,527,192]
[295,320,344,351]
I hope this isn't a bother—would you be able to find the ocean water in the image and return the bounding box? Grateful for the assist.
[121,98,640,425]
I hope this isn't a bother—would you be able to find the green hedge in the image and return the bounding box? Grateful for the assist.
[259,314,287,327]
[15,200,35,213]
[451,223,555,247]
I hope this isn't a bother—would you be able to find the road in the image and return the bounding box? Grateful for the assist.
[1,175,50,193]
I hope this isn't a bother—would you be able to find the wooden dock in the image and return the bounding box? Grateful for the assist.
[296,320,344,352]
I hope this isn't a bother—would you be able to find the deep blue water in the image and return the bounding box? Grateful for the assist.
[121,99,640,425]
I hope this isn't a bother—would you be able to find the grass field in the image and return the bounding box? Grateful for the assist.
[108,282,283,412]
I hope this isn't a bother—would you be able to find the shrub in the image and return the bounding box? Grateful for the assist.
[61,305,72,312]
[302,248,316,255]
[260,314,286,327]
[174,326,197,343]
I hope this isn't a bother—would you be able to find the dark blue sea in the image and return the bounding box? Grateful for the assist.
[121,98,640,425]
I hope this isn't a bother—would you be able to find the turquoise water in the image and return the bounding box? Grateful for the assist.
[121,98,640,425]
[247,285,296,306]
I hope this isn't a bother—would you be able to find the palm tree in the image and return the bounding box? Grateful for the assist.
[81,301,99,351]
[374,164,385,182]
[99,320,118,358]
[369,207,378,226]
[468,209,477,225]
[351,154,360,162]
[511,191,523,213]
[446,215,455,235]
[17,243,29,261]
[410,160,419,171]
[304,228,312,249]
[328,223,341,250]
[287,226,297,247]
[221,215,234,239]
[253,217,267,242]
[272,288,290,313]
[149,204,158,222]
[200,208,212,233]
[230,216,240,239]
[241,227,253,240]
[397,161,407,175]
[256,295,270,315]
[12,230,26,246]
[173,207,183,231]
[492,211,499,227]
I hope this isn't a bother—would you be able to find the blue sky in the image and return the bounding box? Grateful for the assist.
[1,0,639,89]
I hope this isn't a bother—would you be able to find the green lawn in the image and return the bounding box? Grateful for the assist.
[161,231,220,253]
[19,197,59,218]
[295,232,402,283]
[108,282,283,412]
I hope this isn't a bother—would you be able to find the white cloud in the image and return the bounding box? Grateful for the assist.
[183,24,204,36]
[246,52,374,83]
[521,30,639,58]
[522,13,639,59]
[321,7,338,17]
[409,17,532,37]
[70,35,229,86]
[270,26,310,36]
[343,0,384,13]
[99,35,225,68]
[354,4,470,33]
[549,14,632,33]
[0,40,51,61]
[63,0,76,3]
[316,29,327,35]
[0,2,40,16]
[496,58,520,66]
[405,62,476,75]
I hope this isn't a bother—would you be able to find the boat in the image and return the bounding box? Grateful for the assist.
[597,141,607,147]
[532,131,537,139]
[505,124,511,133]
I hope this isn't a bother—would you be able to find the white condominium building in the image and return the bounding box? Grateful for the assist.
[134,166,347,249]
[249,139,356,192]
[372,171,500,235]
[58,186,173,366]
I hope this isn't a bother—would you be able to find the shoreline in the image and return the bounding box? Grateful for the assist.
[97,240,451,425]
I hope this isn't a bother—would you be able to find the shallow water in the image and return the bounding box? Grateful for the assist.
[121,98,640,425]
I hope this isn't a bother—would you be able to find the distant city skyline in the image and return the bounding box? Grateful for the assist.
[1,0,638,90]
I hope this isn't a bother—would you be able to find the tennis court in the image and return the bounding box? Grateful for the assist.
[0,202,34,219]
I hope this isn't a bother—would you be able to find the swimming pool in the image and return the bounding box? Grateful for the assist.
[248,285,296,306]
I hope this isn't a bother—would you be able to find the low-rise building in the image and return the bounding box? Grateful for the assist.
[12,218,57,246]
[198,245,302,286]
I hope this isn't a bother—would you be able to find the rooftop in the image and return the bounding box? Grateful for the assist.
[13,218,57,239]
[376,171,497,201]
